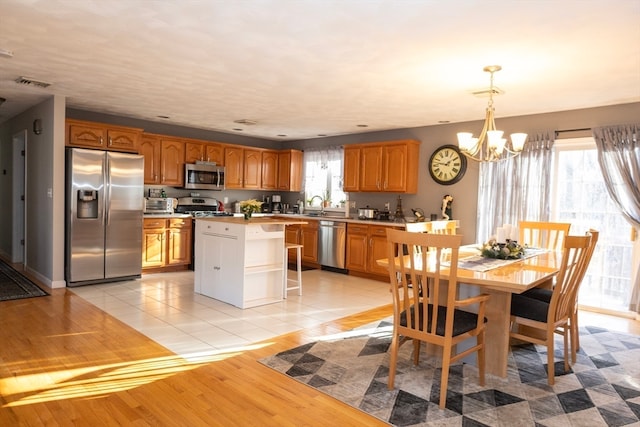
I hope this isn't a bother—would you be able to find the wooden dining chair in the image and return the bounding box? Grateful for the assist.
[430,220,457,235]
[405,222,433,233]
[520,229,599,362]
[385,229,490,409]
[509,234,592,385]
[518,221,571,250]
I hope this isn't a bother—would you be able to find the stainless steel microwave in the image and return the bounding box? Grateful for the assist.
[184,163,225,190]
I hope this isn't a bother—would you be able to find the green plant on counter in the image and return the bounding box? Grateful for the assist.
[323,189,331,204]
[239,199,263,220]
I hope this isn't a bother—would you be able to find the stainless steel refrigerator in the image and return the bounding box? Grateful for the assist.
[65,148,144,286]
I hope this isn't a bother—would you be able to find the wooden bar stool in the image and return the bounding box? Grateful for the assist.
[284,243,303,298]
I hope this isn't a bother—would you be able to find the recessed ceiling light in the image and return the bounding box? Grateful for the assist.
[356,124,368,128]
[277,134,287,137]
[232,128,243,131]
[233,119,257,125]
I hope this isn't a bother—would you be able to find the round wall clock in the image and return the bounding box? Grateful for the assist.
[428,144,467,185]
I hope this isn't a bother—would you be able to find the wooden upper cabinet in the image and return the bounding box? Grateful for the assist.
[343,146,360,192]
[359,145,384,191]
[184,142,204,164]
[243,149,262,189]
[382,144,408,192]
[139,133,162,184]
[343,139,420,194]
[159,138,185,186]
[184,140,225,165]
[261,150,278,190]
[66,119,141,152]
[67,121,106,148]
[277,149,303,191]
[224,146,244,188]
[205,144,224,165]
[106,128,140,152]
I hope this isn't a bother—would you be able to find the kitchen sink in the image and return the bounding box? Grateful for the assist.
[305,212,347,219]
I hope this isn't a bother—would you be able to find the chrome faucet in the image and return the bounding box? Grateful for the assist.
[309,195,325,214]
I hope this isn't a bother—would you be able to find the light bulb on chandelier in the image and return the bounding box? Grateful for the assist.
[457,65,527,162]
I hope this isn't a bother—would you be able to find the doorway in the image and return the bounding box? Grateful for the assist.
[11,130,26,265]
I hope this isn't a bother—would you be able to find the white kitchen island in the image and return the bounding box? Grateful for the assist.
[194,217,306,309]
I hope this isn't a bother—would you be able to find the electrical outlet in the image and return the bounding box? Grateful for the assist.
[384,202,390,211]
[350,201,356,209]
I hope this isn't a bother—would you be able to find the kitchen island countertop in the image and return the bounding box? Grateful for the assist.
[196,216,307,225]
[143,213,192,219]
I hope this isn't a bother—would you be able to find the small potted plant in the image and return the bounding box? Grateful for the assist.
[323,189,331,208]
[239,199,263,220]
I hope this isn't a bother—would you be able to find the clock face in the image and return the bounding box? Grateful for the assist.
[428,145,467,185]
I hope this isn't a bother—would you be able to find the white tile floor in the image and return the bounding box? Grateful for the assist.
[70,269,390,357]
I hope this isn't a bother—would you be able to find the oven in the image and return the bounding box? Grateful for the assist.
[175,197,233,270]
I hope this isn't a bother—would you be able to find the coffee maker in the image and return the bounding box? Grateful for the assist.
[262,196,272,213]
[271,195,282,214]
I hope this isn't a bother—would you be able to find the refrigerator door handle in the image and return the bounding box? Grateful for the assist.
[104,156,110,226]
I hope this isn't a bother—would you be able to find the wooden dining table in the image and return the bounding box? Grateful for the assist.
[377,245,562,378]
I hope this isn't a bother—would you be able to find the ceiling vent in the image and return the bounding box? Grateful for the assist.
[472,86,504,97]
[15,76,51,88]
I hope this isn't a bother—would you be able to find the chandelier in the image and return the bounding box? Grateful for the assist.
[457,65,527,162]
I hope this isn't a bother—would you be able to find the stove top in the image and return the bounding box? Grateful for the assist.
[190,211,233,218]
[175,196,230,217]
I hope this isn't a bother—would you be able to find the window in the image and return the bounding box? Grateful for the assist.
[552,138,634,312]
[303,147,346,210]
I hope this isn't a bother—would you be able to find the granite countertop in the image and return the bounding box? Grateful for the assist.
[196,216,307,225]
[274,213,411,227]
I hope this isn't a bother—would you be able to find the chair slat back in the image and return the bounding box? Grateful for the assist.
[386,229,462,339]
[405,222,433,254]
[405,222,433,233]
[430,220,456,235]
[549,234,591,323]
[519,221,571,251]
[570,229,599,303]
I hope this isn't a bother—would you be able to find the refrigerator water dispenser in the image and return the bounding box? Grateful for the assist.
[77,189,98,219]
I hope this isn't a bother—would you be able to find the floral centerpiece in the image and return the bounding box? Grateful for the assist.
[239,199,263,220]
[481,238,525,260]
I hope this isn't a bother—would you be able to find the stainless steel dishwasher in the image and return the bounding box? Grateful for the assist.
[318,220,346,269]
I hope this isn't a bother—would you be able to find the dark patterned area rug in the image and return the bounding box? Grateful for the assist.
[260,318,640,426]
[0,260,47,301]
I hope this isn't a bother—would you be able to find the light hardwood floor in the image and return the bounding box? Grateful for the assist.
[1,272,638,426]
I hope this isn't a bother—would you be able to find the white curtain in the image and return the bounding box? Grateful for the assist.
[593,124,640,313]
[476,133,555,243]
[303,146,345,207]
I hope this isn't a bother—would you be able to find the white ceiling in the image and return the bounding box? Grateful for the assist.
[1,0,639,141]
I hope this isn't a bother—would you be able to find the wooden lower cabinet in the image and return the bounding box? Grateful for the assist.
[346,223,400,280]
[142,217,192,272]
[285,220,319,265]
